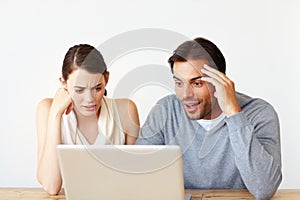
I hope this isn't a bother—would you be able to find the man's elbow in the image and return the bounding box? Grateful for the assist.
[252,174,282,200]
[253,190,276,200]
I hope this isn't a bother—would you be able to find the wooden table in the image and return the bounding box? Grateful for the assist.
[0,188,299,199]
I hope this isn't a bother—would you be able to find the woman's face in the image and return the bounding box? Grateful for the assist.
[65,69,107,117]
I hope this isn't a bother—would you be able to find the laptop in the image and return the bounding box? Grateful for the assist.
[57,145,185,200]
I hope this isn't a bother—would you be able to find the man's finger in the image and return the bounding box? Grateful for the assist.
[203,64,229,81]
[201,76,223,89]
[201,68,225,85]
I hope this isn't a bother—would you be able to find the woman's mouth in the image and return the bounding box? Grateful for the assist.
[83,105,96,111]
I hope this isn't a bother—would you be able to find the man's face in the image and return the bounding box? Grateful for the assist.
[173,59,221,120]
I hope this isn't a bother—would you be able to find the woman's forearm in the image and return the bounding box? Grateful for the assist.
[37,111,63,195]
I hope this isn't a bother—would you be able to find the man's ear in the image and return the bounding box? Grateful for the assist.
[59,77,67,89]
[104,71,110,85]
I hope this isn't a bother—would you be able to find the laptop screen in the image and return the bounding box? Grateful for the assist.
[57,145,185,200]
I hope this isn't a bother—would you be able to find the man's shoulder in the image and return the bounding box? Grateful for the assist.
[157,94,181,106]
[236,92,277,114]
[158,93,177,100]
[147,94,184,117]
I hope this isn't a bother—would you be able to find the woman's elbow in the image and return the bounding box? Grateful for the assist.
[42,183,61,195]
[36,172,62,195]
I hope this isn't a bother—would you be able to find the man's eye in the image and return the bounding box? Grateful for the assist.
[192,81,203,88]
[175,81,183,87]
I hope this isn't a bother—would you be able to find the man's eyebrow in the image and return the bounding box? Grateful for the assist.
[173,75,203,81]
[190,76,203,81]
[173,75,181,80]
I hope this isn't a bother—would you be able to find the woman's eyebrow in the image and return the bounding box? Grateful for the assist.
[74,83,102,89]
[91,83,102,89]
[74,85,85,89]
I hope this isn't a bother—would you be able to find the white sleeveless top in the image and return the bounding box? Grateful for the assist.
[61,96,125,145]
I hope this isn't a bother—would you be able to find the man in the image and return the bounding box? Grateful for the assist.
[135,38,282,200]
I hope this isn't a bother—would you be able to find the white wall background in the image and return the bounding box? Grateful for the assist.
[0,0,299,188]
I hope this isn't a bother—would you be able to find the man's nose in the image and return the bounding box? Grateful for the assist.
[183,84,194,99]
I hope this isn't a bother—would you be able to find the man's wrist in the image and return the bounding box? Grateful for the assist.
[226,107,242,117]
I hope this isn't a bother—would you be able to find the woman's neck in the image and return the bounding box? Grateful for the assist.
[73,108,101,144]
[73,107,101,124]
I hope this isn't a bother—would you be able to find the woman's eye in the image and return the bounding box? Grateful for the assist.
[75,89,84,93]
[94,87,102,91]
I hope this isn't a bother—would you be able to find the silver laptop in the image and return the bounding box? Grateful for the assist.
[57,145,185,200]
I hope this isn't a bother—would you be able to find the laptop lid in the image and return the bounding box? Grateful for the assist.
[57,145,185,200]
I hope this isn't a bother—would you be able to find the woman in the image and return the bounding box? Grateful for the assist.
[36,44,140,195]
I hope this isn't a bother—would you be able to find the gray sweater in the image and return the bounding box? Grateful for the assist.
[136,92,282,200]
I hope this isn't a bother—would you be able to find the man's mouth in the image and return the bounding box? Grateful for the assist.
[183,102,200,113]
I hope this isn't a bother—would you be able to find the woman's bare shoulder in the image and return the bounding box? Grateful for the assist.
[37,98,53,113]
[114,98,136,108]
[113,98,140,140]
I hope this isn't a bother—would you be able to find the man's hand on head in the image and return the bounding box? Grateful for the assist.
[200,64,241,117]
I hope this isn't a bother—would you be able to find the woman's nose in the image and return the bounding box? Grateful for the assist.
[84,90,94,102]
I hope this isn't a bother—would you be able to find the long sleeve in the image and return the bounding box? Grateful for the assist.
[136,93,282,199]
[226,103,282,200]
[135,103,167,145]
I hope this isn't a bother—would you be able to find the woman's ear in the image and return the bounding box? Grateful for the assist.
[59,77,67,89]
[104,71,110,85]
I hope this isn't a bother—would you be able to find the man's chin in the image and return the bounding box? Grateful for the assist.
[184,110,201,120]
[188,115,201,120]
